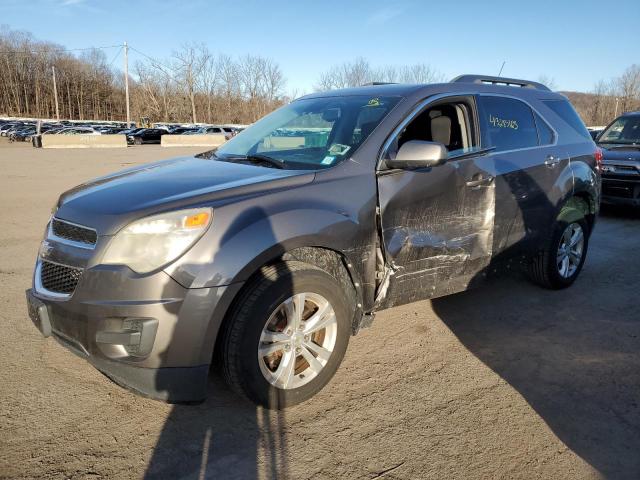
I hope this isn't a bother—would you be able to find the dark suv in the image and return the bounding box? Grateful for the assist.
[596,111,640,206]
[26,75,600,408]
[127,128,166,145]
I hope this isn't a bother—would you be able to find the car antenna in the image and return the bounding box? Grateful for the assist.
[498,61,506,77]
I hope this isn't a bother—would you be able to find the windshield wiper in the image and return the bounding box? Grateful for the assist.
[224,154,286,169]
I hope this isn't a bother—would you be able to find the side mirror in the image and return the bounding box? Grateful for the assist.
[386,140,448,169]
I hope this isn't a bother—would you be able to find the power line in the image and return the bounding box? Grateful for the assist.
[128,46,180,82]
[108,46,123,67]
[0,44,122,55]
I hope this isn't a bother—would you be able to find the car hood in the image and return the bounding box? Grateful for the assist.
[55,155,315,235]
[598,144,640,162]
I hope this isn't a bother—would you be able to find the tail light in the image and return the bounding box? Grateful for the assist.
[594,147,603,173]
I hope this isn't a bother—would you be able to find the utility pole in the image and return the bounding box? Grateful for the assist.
[614,97,619,118]
[51,65,60,121]
[124,41,131,127]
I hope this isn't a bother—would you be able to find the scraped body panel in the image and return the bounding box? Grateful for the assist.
[377,155,497,308]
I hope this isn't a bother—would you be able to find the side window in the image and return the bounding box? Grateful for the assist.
[478,96,538,152]
[534,112,555,145]
[387,99,477,160]
[542,100,591,140]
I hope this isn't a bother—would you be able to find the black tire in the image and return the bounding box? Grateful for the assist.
[529,216,589,289]
[134,137,143,145]
[220,261,352,409]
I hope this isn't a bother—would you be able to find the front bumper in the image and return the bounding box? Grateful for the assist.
[27,261,242,402]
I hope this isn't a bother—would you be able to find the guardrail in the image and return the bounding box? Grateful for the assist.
[41,135,127,148]
[161,134,226,148]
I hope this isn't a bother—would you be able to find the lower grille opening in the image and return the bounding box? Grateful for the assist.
[40,261,83,295]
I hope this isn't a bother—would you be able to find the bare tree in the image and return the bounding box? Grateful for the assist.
[616,64,640,113]
[537,75,557,91]
[172,43,209,123]
[315,58,444,91]
[400,64,445,84]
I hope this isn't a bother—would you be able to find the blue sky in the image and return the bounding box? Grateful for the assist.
[2,0,638,94]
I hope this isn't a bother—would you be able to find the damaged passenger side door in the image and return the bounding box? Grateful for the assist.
[376,95,499,308]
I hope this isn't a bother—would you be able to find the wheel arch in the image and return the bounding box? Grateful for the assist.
[210,245,365,368]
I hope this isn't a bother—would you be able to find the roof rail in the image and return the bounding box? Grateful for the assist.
[451,74,551,91]
[360,81,398,86]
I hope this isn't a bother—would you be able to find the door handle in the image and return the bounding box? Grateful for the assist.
[544,155,560,167]
[466,174,494,188]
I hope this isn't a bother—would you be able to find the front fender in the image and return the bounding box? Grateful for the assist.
[164,205,368,289]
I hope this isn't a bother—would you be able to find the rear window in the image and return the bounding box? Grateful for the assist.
[542,100,591,140]
[478,96,538,152]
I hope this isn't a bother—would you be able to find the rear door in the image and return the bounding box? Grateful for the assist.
[376,95,501,308]
[476,95,567,258]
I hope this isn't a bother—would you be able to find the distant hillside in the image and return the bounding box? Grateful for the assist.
[560,88,639,127]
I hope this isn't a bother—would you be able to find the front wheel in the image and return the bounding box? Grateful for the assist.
[529,217,589,289]
[220,261,352,409]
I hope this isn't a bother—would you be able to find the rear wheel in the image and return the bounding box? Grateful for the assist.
[529,217,589,289]
[220,261,352,409]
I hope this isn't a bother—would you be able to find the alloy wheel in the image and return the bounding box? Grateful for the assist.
[258,292,337,390]
[556,222,584,278]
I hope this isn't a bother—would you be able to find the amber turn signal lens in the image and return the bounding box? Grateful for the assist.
[184,212,211,228]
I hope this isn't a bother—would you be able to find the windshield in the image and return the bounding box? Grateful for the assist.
[215,95,401,169]
[599,116,640,144]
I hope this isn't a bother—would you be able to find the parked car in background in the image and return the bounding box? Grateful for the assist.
[96,127,128,134]
[119,127,144,136]
[11,126,37,142]
[127,128,166,145]
[1,123,22,136]
[588,127,604,141]
[185,126,233,140]
[58,127,99,135]
[596,111,640,206]
[26,75,600,409]
[168,127,200,135]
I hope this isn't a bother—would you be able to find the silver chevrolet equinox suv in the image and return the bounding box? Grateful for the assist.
[26,75,601,408]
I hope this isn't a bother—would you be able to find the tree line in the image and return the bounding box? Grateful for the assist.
[1,27,639,127]
[562,64,640,126]
[0,27,287,125]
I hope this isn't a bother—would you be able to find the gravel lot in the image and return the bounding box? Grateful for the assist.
[1,141,639,480]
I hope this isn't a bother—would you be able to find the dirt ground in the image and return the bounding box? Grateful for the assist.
[0,140,638,480]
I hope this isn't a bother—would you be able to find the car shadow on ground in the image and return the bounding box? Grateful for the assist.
[145,207,291,480]
[144,373,288,480]
[431,259,640,479]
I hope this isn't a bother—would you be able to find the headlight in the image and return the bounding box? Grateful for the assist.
[102,208,212,274]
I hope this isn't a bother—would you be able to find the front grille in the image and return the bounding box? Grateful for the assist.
[51,218,97,246]
[602,183,637,199]
[40,261,83,294]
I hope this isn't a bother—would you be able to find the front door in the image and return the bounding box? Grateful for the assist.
[376,96,500,308]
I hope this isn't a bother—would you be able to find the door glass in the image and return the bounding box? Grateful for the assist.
[478,97,538,151]
[534,112,555,145]
[543,100,591,140]
[388,101,478,159]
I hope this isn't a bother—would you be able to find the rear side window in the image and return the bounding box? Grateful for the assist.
[542,100,591,140]
[534,112,555,145]
[478,96,538,152]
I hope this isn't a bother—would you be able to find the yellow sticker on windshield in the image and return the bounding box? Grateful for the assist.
[367,98,381,107]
